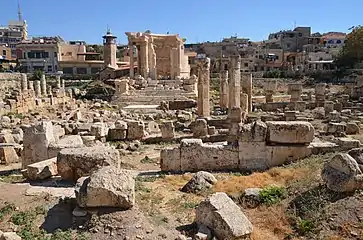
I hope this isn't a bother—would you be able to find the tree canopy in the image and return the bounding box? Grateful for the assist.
[336,26,363,69]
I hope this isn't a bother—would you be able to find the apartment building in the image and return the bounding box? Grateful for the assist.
[0,20,28,58]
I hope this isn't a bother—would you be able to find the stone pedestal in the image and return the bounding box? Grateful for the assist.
[315,83,326,107]
[288,83,302,102]
[220,70,229,109]
[228,56,241,111]
[115,79,129,95]
[160,121,175,139]
[56,75,61,89]
[196,57,211,118]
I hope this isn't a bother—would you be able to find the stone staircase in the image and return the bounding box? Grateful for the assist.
[113,88,196,106]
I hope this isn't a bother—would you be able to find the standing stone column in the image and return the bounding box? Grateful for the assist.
[140,42,149,79]
[61,79,65,89]
[34,80,41,98]
[20,74,28,92]
[56,75,61,89]
[148,40,157,80]
[40,74,47,96]
[228,56,241,110]
[241,73,253,112]
[47,86,52,96]
[315,83,326,107]
[288,83,302,102]
[220,70,229,110]
[240,93,248,113]
[196,57,211,117]
[129,43,134,79]
[28,81,34,92]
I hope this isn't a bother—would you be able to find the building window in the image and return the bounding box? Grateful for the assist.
[298,33,303,37]
[43,52,49,58]
[76,67,87,74]
[62,67,73,74]
[91,68,100,74]
[244,63,248,67]
[2,50,5,56]
[328,40,334,44]
[336,40,342,44]
[47,65,52,72]
[54,52,57,58]
[222,46,226,51]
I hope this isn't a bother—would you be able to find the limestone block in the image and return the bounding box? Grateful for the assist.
[127,121,145,140]
[160,147,181,172]
[322,153,363,192]
[180,139,239,172]
[80,136,96,146]
[115,120,127,130]
[0,147,19,164]
[181,171,217,193]
[90,123,109,139]
[239,142,272,171]
[75,166,135,209]
[333,137,361,151]
[266,121,314,144]
[327,122,346,134]
[27,158,57,180]
[239,120,267,142]
[22,121,56,168]
[269,145,312,167]
[195,192,253,239]
[192,119,208,137]
[48,135,84,158]
[53,125,65,141]
[107,128,127,141]
[160,121,175,139]
[0,232,22,240]
[346,122,360,135]
[57,146,120,182]
[147,121,160,134]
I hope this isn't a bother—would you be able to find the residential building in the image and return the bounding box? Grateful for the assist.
[0,44,16,71]
[264,27,311,52]
[16,36,62,73]
[0,20,28,58]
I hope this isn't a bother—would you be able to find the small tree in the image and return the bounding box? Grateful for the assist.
[336,26,363,69]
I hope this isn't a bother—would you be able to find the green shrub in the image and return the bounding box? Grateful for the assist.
[259,186,286,205]
[297,219,315,235]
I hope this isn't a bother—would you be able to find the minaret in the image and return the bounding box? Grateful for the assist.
[18,0,22,21]
[102,29,117,69]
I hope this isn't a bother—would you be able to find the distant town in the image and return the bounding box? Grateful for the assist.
[0,6,350,79]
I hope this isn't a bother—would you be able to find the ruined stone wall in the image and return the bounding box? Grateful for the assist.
[0,73,23,81]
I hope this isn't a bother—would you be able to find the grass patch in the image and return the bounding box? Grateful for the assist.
[135,174,166,183]
[296,219,315,235]
[259,186,286,205]
[0,202,15,221]
[182,202,199,209]
[0,174,25,183]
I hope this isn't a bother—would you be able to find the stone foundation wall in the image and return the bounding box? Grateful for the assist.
[161,121,315,172]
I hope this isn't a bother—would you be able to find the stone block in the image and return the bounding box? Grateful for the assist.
[192,119,208,137]
[160,147,181,172]
[266,121,314,144]
[75,166,135,209]
[108,128,127,141]
[48,135,84,158]
[160,121,175,139]
[239,120,267,142]
[0,147,19,164]
[195,192,253,240]
[90,123,109,139]
[127,120,145,140]
[27,158,57,180]
[57,146,120,182]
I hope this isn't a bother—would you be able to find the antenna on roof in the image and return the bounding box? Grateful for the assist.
[18,0,23,22]
[293,21,296,29]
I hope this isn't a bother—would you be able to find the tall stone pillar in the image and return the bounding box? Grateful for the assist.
[34,80,41,98]
[220,70,229,109]
[20,74,28,92]
[56,75,61,89]
[28,81,34,92]
[148,40,157,80]
[288,83,303,102]
[241,73,253,113]
[40,75,47,96]
[61,79,65,89]
[196,57,211,117]
[228,56,241,110]
[129,43,135,79]
[139,42,149,79]
[240,93,248,113]
[315,83,326,107]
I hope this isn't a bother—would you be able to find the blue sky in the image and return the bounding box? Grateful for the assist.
[1,0,361,44]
